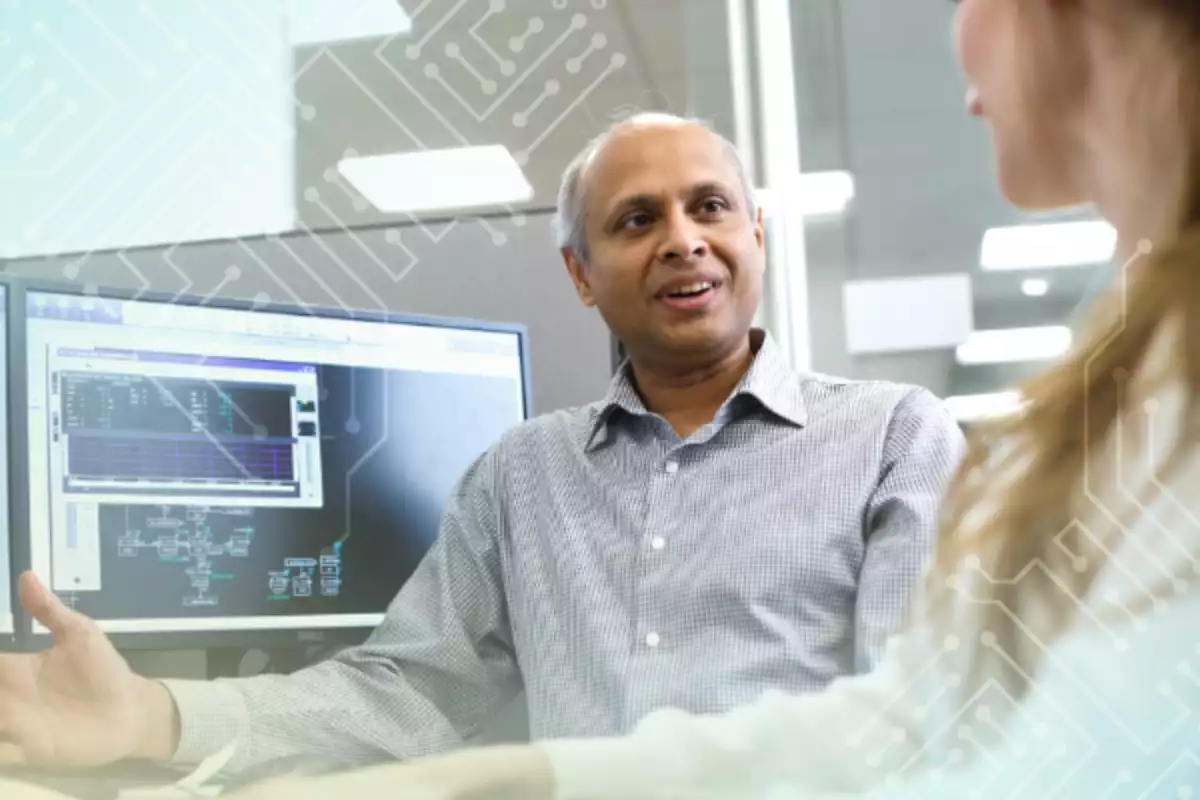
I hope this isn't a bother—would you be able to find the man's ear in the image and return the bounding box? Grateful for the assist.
[753,205,765,249]
[561,247,596,307]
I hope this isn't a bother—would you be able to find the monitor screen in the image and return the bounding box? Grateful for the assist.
[24,290,528,643]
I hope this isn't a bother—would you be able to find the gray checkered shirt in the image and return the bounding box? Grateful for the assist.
[161,332,965,776]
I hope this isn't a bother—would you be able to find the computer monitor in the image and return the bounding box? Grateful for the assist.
[20,285,530,649]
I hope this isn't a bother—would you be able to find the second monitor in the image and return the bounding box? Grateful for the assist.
[22,288,530,648]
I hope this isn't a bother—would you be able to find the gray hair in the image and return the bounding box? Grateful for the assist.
[553,113,756,264]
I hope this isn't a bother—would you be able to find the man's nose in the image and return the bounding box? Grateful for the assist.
[657,212,709,264]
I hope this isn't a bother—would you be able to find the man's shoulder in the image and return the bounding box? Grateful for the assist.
[797,371,945,423]
[487,401,603,460]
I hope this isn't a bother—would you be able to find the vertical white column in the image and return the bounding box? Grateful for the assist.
[752,0,812,371]
[723,0,768,332]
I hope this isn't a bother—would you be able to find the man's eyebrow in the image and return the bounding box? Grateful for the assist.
[691,181,739,203]
[608,193,661,215]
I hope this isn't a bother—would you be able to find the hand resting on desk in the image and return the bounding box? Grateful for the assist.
[0,573,179,768]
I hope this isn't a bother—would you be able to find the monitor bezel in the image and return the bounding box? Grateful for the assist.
[0,275,25,652]
[11,276,534,652]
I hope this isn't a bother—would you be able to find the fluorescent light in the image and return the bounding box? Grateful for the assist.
[756,171,855,219]
[337,146,533,214]
[980,220,1116,271]
[945,391,1024,423]
[287,0,412,45]
[955,325,1072,365]
[1021,278,1050,297]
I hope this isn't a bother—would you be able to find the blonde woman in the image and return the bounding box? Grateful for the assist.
[97,0,1200,796]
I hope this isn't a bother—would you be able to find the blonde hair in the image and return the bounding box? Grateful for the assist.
[932,0,1200,692]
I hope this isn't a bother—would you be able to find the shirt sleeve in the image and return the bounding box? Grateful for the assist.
[159,446,522,776]
[856,388,964,671]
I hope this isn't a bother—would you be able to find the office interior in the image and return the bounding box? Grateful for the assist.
[0,0,1112,759]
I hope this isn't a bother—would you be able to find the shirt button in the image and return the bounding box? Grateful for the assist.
[645,632,661,648]
[651,536,665,551]
[664,461,679,474]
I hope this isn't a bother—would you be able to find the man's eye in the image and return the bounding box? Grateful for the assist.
[621,212,652,229]
[700,198,729,214]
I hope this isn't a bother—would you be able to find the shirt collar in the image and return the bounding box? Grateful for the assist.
[584,329,807,451]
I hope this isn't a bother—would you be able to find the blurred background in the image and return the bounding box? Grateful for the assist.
[0,0,1116,422]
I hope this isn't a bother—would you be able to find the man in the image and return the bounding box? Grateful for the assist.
[0,114,963,779]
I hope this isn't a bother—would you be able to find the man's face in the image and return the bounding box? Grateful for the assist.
[563,124,765,366]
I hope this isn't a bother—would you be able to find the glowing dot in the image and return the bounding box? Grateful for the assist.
[980,631,997,647]
[572,13,587,28]
[445,42,460,58]
[482,80,497,95]
[1137,239,1154,255]
[513,151,530,167]
[304,187,320,203]
[944,635,959,651]
[492,232,507,246]
[62,262,79,280]
[425,63,439,78]
[345,418,361,435]
[343,147,359,158]
[509,37,524,53]
[385,229,401,244]
[566,59,581,74]
[612,52,627,68]
[406,45,421,59]
[300,105,316,121]
[224,265,241,281]
[253,292,270,306]
[489,0,505,10]
[323,167,338,183]
[501,61,516,76]
[975,706,991,722]
[352,198,369,212]
[592,33,607,48]
[530,17,545,33]
[512,112,527,128]
[545,79,561,95]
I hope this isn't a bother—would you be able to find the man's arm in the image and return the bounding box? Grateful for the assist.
[856,387,965,672]
[152,447,522,776]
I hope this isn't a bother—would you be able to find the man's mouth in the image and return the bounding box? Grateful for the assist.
[663,281,715,299]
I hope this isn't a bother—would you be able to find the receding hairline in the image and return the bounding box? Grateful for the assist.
[554,113,756,261]
[577,117,746,207]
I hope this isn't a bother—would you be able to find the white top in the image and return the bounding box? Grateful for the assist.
[541,325,1200,799]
